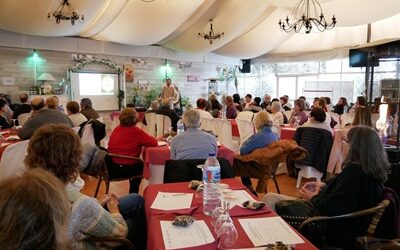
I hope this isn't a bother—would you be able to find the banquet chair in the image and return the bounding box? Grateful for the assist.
[329,112,341,129]
[163,157,234,183]
[155,114,172,137]
[236,111,254,121]
[340,113,354,128]
[235,118,255,147]
[293,127,333,188]
[211,118,239,152]
[0,140,29,182]
[200,117,214,134]
[84,236,135,250]
[17,113,31,126]
[144,112,156,137]
[94,153,144,198]
[296,199,390,249]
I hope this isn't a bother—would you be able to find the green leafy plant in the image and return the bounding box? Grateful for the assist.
[224,66,238,92]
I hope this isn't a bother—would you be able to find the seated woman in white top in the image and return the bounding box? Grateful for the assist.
[301,107,332,134]
[270,101,284,125]
[66,101,87,127]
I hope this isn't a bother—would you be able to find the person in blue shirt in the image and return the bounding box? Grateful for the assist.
[239,111,279,194]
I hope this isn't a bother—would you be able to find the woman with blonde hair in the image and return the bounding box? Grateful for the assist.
[237,111,279,194]
[0,169,70,250]
[25,124,147,250]
[352,106,373,127]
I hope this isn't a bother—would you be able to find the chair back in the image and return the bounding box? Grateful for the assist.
[340,113,354,128]
[0,140,29,182]
[211,118,239,152]
[155,114,172,137]
[200,117,214,133]
[235,118,255,146]
[284,110,293,121]
[18,113,31,126]
[163,158,234,183]
[144,112,157,137]
[294,127,333,173]
[236,111,254,121]
[375,187,400,239]
[81,123,96,146]
[329,112,341,129]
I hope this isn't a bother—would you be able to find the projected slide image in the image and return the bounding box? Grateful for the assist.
[79,73,116,96]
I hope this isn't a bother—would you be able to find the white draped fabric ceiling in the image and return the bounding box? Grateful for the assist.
[0,0,400,60]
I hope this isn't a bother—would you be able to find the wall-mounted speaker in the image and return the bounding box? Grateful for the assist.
[240,59,251,73]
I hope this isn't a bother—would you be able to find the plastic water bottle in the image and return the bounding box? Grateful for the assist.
[177,119,184,135]
[203,153,221,216]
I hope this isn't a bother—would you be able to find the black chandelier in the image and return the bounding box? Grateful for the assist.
[278,0,336,34]
[198,19,224,44]
[48,0,84,25]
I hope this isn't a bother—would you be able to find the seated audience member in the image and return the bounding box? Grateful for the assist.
[52,96,65,112]
[156,98,180,131]
[209,99,222,118]
[237,111,279,194]
[66,101,88,127]
[250,97,263,113]
[280,96,291,111]
[242,94,253,110]
[225,96,238,119]
[313,97,333,127]
[324,96,333,111]
[18,97,73,139]
[45,96,59,110]
[0,99,12,129]
[80,98,99,120]
[0,93,13,123]
[25,124,147,250]
[263,126,389,248]
[196,98,213,119]
[108,108,157,192]
[260,94,272,111]
[350,96,367,113]
[270,101,284,125]
[12,93,31,122]
[288,99,309,126]
[301,107,332,134]
[142,100,159,126]
[0,169,70,250]
[334,97,349,115]
[170,109,217,160]
[232,93,243,112]
[352,106,373,127]
[299,96,310,111]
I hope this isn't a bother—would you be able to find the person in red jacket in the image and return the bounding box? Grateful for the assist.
[108,108,157,192]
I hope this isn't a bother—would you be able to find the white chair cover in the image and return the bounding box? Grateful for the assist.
[284,110,293,121]
[236,111,254,121]
[0,140,29,182]
[340,113,354,128]
[155,114,172,137]
[212,118,239,152]
[144,113,157,137]
[17,113,31,126]
[200,117,214,133]
[371,113,379,127]
[295,165,323,188]
[81,123,96,146]
[235,118,255,147]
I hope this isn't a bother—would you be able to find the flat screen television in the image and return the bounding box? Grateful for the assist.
[349,49,379,67]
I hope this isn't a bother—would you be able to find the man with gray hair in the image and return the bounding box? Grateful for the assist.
[170,109,217,160]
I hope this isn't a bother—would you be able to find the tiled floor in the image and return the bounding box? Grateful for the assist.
[81,174,303,201]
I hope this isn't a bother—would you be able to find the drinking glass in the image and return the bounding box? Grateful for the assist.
[12,119,17,129]
[294,116,301,126]
[218,220,238,248]
[166,126,174,145]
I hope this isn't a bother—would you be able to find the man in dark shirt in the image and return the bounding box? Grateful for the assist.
[225,96,238,119]
[80,98,99,120]
[12,93,31,123]
[155,98,180,131]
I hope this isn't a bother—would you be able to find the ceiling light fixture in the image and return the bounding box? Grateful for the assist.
[278,0,336,34]
[48,0,84,25]
[198,19,224,44]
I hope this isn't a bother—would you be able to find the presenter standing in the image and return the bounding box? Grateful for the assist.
[161,77,176,109]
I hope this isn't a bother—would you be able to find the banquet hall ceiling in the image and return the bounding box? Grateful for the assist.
[0,0,400,60]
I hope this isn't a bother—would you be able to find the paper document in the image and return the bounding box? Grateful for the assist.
[229,190,256,208]
[239,217,304,246]
[151,192,193,210]
[5,135,20,141]
[0,142,11,147]
[158,141,167,146]
[161,220,215,249]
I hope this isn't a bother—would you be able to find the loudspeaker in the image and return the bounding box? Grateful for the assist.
[240,59,251,73]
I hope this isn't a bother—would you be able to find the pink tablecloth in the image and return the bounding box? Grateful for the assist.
[280,126,297,140]
[229,120,239,137]
[109,111,145,122]
[0,129,21,159]
[143,145,235,180]
[143,179,318,250]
